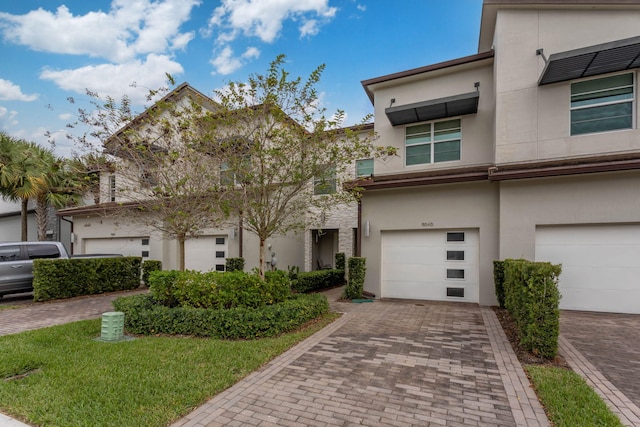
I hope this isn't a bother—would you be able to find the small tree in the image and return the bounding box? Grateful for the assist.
[201,55,385,278]
[64,83,230,270]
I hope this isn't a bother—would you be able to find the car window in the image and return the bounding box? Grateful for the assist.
[0,245,22,262]
[26,244,61,259]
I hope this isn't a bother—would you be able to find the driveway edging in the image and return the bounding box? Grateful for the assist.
[559,335,640,427]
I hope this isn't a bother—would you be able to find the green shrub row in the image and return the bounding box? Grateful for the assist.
[148,270,291,309]
[344,257,366,299]
[502,258,562,359]
[112,293,329,339]
[33,257,142,302]
[225,257,245,272]
[290,269,345,293]
[493,260,506,308]
[141,260,162,287]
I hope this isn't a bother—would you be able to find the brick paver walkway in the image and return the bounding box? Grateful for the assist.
[171,294,548,427]
[560,311,640,427]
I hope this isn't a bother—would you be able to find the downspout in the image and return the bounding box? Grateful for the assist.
[356,200,362,257]
[61,216,74,255]
[238,215,243,258]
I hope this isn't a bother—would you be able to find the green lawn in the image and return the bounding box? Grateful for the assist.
[526,365,624,427]
[0,313,339,427]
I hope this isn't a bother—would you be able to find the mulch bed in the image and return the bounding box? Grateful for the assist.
[493,306,570,369]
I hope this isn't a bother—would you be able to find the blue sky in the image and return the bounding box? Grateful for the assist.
[0,0,483,158]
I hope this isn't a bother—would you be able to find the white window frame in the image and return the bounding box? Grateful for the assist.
[405,118,462,166]
[570,72,635,136]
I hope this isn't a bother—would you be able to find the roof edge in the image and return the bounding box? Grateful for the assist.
[360,51,494,104]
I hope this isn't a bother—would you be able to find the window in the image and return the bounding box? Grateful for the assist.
[215,264,225,272]
[141,251,149,258]
[220,156,251,186]
[216,251,225,258]
[447,269,465,279]
[446,232,465,242]
[571,73,634,135]
[314,165,336,195]
[142,238,149,246]
[109,175,116,202]
[219,162,235,186]
[27,245,61,259]
[215,237,225,245]
[406,119,461,166]
[446,250,465,261]
[356,159,374,177]
[0,245,21,262]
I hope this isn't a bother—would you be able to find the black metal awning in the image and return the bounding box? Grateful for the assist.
[384,91,479,126]
[539,35,640,85]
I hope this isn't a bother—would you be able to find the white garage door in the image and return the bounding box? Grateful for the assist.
[185,235,228,272]
[381,229,479,302]
[536,224,640,314]
[84,237,150,258]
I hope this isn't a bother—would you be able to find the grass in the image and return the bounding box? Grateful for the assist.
[526,365,624,427]
[0,312,339,427]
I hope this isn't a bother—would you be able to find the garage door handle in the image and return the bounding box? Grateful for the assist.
[11,265,24,269]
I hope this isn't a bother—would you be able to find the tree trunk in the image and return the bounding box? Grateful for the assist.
[178,235,186,271]
[21,198,28,241]
[35,196,48,241]
[259,237,265,279]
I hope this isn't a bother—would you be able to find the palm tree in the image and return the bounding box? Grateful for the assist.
[0,133,46,241]
[31,147,85,241]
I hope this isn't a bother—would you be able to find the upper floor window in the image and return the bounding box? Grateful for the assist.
[405,119,461,166]
[314,165,336,195]
[571,73,634,136]
[356,159,374,177]
[109,175,116,202]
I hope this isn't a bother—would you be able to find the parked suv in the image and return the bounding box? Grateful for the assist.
[0,241,69,297]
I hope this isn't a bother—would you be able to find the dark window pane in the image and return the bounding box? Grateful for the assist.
[215,237,225,245]
[434,140,461,162]
[447,232,465,242]
[447,269,465,279]
[216,251,225,258]
[27,245,60,259]
[406,144,431,165]
[141,251,149,257]
[215,264,225,272]
[141,238,149,245]
[447,287,465,297]
[571,103,632,135]
[0,245,22,262]
[447,250,465,261]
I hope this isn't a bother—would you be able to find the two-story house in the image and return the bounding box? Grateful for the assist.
[58,83,365,273]
[358,0,640,314]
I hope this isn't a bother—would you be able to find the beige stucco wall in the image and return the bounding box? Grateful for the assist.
[499,170,640,260]
[493,8,640,164]
[360,181,500,306]
[370,62,495,176]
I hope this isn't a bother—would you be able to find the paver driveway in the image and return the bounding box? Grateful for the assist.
[560,311,640,426]
[172,295,548,427]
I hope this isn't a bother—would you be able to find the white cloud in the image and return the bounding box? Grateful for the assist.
[206,0,337,43]
[299,19,319,38]
[357,4,366,12]
[0,0,199,63]
[0,79,38,101]
[211,46,260,75]
[0,106,19,128]
[40,54,184,104]
[58,113,73,121]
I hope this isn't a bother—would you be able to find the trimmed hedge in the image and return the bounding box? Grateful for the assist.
[493,260,505,308]
[149,270,291,309]
[112,293,329,339]
[334,252,346,271]
[33,257,142,302]
[141,260,162,287]
[344,257,366,299]
[225,257,245,272]
[503,259,562,359]
[291,269,345,293]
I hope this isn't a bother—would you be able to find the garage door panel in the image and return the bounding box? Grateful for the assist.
[185,236,228,272]
[84,237,148,258]
[382,229,479,302]
[536,225,640,314]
